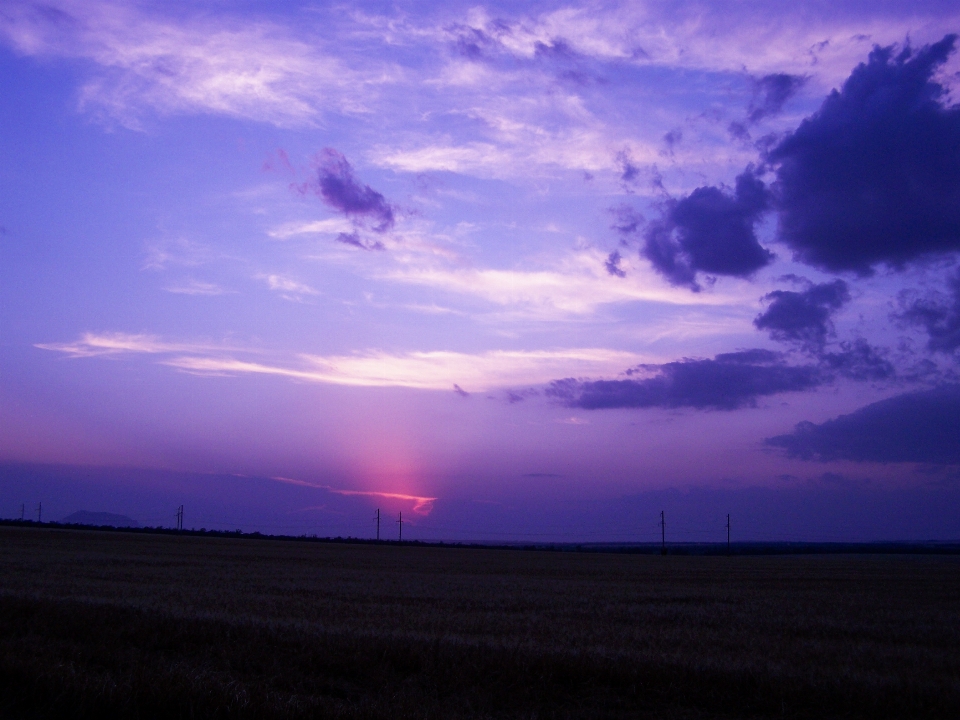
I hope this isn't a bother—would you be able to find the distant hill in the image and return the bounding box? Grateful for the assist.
[60,511,140,528]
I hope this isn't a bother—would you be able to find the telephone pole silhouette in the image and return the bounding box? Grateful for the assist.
[20,504,24,521]
[397,511,403,542]
[375,508,380,541]
[37,502,42,523]
[726,513,731,554]
[175,505,183,531]
[659,510,665,555]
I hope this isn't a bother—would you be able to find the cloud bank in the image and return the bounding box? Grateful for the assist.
[767,386,960,464]
[548,349,821,411]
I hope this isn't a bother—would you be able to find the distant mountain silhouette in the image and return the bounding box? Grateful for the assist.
[60,511,140,528]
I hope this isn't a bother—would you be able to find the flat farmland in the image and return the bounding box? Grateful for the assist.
[0,526,958,719]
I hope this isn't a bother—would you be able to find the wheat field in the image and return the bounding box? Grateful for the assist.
[0,525,958,718]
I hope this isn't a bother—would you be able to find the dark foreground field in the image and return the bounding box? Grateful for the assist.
[1,527,958,719]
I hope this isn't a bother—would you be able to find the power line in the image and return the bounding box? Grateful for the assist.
[659,510,665,555]
[726,513,731,554]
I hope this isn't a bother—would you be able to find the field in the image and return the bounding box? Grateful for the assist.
[0,526,958,719]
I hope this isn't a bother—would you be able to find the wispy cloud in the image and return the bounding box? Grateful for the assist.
[35,332,233,358]
[271,476,437,514]
[164,280,230,296]
[167,348,650,391]
[256,273,319,301]
[378,249,753,317]
[0,0,376,128]
[267,218,354,240]
[142,237,211,271]
[37,331,652,390]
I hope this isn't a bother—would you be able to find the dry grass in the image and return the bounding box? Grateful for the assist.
[0,526,958,718]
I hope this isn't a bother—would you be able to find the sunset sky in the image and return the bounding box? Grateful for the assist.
[2,0,960,541]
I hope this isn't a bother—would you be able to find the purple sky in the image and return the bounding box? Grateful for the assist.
[2,0,959,541]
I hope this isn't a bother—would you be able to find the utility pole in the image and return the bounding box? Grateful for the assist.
[726,513,731,555]
[659,510,665,555]
[176,505,183,531]
[37,502,42,523]
[375,508,380,541]
[20,504,24,521]
[397,511,403,542]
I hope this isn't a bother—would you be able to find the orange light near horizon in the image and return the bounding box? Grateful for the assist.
[271,476,437,515]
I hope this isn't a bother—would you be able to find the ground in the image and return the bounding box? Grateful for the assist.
[1,526,958,718]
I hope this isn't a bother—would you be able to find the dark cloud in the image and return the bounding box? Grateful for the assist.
[729,73,806,140]
[727,120,750,142]
[506,388,538,404]
[336,231,384,251]
[767,385,960,464]
[451,25,496,60]
[610,204,643,237]
[662,128,682,154]
[311,148,394,232]
[604,250,626,278]
[754,279,850,349]
[897,270,960,353]
[548,349,821,411]
[768,35,960,273]
[749,73,806,123]
[819,339,895,381]
[615,149,640,188]
[453,384,470,397]
[642,168,773,290]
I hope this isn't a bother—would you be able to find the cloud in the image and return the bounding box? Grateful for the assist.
[164,349,650,392]
[257,273,319,300]
[453,383,470,397]
[616,149,640,188]
[142,237,210,271]
[267,218,354,239]
[271,476,437,514]
[819,339,895,381]
[766,385,960,464]
[0,0,363,129]
[749,73,806,123]
[379,249,749,319]
[754,279,850,350]
[163,280,229,296]
[336,231,384,251]
[610,204,643,237]
[38,332,652,391]
[302,148,394,232]
[897,270,960,353]
[548,349,822,411]
[35,332,231,358]
[768,35,960,273]
[642,168,773,290]
[604,250,626,278]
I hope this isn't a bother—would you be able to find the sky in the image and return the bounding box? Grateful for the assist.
[2,0,960,542]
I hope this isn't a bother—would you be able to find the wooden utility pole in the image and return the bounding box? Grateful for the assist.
[726,513,731,554]
[176,505,183,531]
[20,504,24,521]
[397,511,403,542]
[37,502,42,523]
[660,510,665,555]
[375,508,380,541]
